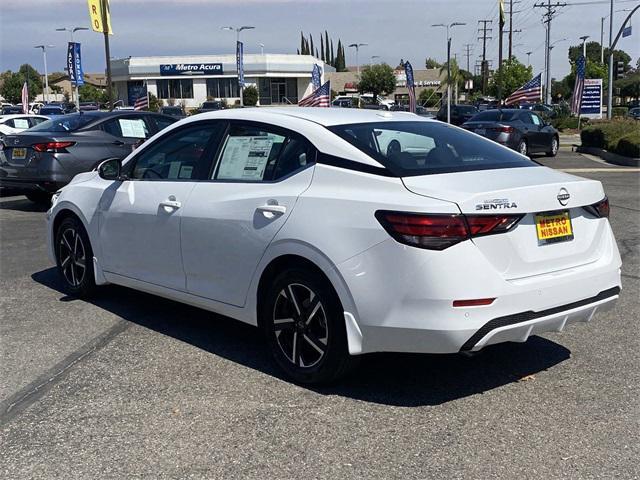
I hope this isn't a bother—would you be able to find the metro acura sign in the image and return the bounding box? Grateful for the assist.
[160,63,223,76]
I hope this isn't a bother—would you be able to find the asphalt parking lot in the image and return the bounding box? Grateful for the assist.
[1,145,638,479]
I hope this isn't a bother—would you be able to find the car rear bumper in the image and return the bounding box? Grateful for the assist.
[0,151,73,191]
[337,229,622,355]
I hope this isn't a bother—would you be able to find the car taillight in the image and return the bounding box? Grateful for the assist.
[492,126,514,133]
[585,197,610,218]
[32,141,75,153]
[375,211,523,250]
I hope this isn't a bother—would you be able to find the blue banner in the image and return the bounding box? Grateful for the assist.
[236,41,244,87]
[67,42,84,86]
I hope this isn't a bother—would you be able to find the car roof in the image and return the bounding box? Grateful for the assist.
[191,107,430,126]
[0,114,49,119]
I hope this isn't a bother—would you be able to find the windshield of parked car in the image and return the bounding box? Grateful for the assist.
[28,113,96,132]
[469,110,519,122]
[328,121,537,176]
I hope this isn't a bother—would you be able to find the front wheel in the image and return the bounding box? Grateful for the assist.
[55,216,96,297]
[546,136,559,157]
[517,139,529,157]
[262,268,357,384]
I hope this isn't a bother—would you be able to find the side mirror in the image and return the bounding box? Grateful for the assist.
[98,158,123,181]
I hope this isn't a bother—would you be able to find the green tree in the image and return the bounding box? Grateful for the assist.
[243,85,259,106]
[148,92,162,112]
[425,57,441,69]
[358,63,396,102]
[78,84,107,103]
[489,57,533,98]
[439,58,463,94]
[418,88,439,107]
[614,71,640,99]
[0,64,43,103]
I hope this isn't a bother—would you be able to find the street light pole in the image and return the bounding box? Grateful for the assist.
[222,25,255,107]
[259,43,264,55]
[432,22,465,124]
[607,0,614,119]
[526,51,532,66]
[34,45,54,104]
[348,43,368,78]
[579,35,589,58]
[56,26,88,112]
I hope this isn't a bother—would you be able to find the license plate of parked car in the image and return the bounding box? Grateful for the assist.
[535,211,574,244]
[12,148,26,160]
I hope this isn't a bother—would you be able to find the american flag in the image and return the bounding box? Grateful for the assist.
[404,61,416,113]
[505,73,542,105]
[570,55,586,115]
[21,82,29,114]
[298,81,331,107]
[134,88,149,111]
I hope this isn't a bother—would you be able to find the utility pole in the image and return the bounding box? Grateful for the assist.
[508,0,522,59]
[534,1,566,104]
[100,0,113,110]
[463,43,473,73]
[477,20,492,95]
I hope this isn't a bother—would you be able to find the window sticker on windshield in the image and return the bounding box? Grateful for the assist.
[119,119,147,138]
[216,136,274,181]
[13,119,29,129]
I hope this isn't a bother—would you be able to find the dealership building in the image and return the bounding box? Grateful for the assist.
[111,54,331,108]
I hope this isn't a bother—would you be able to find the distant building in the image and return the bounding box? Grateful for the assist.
[110,54,333,108]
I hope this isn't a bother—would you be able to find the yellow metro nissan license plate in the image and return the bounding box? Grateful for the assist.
[535,211,574,244]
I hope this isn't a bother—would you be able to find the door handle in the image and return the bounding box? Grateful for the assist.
[257,204,286,218]
[160,197,181,210]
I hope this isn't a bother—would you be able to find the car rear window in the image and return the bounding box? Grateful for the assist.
[29,113,96,132]
[327,121,537,176]
[470,110,519,122]
[456,106,477,114]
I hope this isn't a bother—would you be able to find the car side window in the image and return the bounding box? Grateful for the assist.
[520,112,534,124]
[29,117,48,127]
[102,117,151,139]
[212,124,314,182]
[151,116,176,132]
[128,123,223,180]
[531,114,543,126]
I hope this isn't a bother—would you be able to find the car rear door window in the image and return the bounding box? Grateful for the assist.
[150,115,177,132]
[212,123,314,182]
[7,118,30,129]
[102,117,151,139]
[531,114,543,126]
[128,123,223,180]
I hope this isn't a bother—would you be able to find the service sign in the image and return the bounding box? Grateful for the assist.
[580,78,602,119]
[160,63,223,76]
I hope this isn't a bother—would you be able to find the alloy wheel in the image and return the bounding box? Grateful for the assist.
[58,227,87,288]
[272,283,328,368]
[518,140,528,156]
[551,138,558,155]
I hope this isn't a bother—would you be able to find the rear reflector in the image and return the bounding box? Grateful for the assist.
[33,141,75,153]
[453,298,496,307]
[376,211,523,250]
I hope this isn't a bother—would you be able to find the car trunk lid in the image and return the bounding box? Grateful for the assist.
[402,166,609,279]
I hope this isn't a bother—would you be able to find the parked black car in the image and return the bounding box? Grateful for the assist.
[39,105,66,116]
[198,101,225,113]
[0,111,177,203]
[436,104,478,125]
[462,109,559,157]
[160,106,186,118]
[2,106,24,115]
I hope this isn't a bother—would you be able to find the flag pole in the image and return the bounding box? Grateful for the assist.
[100,0,113,111]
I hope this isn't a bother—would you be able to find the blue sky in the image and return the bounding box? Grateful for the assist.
[1,0,638,79]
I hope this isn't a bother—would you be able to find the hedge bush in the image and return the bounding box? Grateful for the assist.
[551,116,587,131]
[615,132,640,158]
[581,119,640,157]
[612,106,629,117]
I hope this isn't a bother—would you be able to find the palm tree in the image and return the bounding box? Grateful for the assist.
[439,58,462,104]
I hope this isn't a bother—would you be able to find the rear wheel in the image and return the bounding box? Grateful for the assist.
[55,216,96,297]
[517,139,529,157]
[25,191,52,205]
[262,268,356,384]
[546,136,559,157]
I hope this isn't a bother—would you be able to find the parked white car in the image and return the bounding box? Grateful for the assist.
[0,114,49,138]
[46,108,621,383]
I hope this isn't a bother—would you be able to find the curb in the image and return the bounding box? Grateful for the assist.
[575,146,640,167]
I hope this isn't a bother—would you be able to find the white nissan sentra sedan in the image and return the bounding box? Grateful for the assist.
[46,108,621,383]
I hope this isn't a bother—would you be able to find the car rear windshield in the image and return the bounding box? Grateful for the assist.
[28,113,96,132]
[327,121,537,176]
[470,110,519,122]
[456,105,477,114]
[202,102,221,108]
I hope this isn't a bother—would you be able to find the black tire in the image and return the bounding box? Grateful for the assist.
[546,136,559,157]
[262,267,357,384]
[54,215,96,297]
[25,191,53,205]
[517,138,529,157]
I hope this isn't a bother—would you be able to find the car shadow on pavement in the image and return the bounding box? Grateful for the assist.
[0,197,49,212]
[33,267,571,407]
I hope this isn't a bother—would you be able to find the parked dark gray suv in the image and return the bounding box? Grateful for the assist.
[0,111,177,203]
